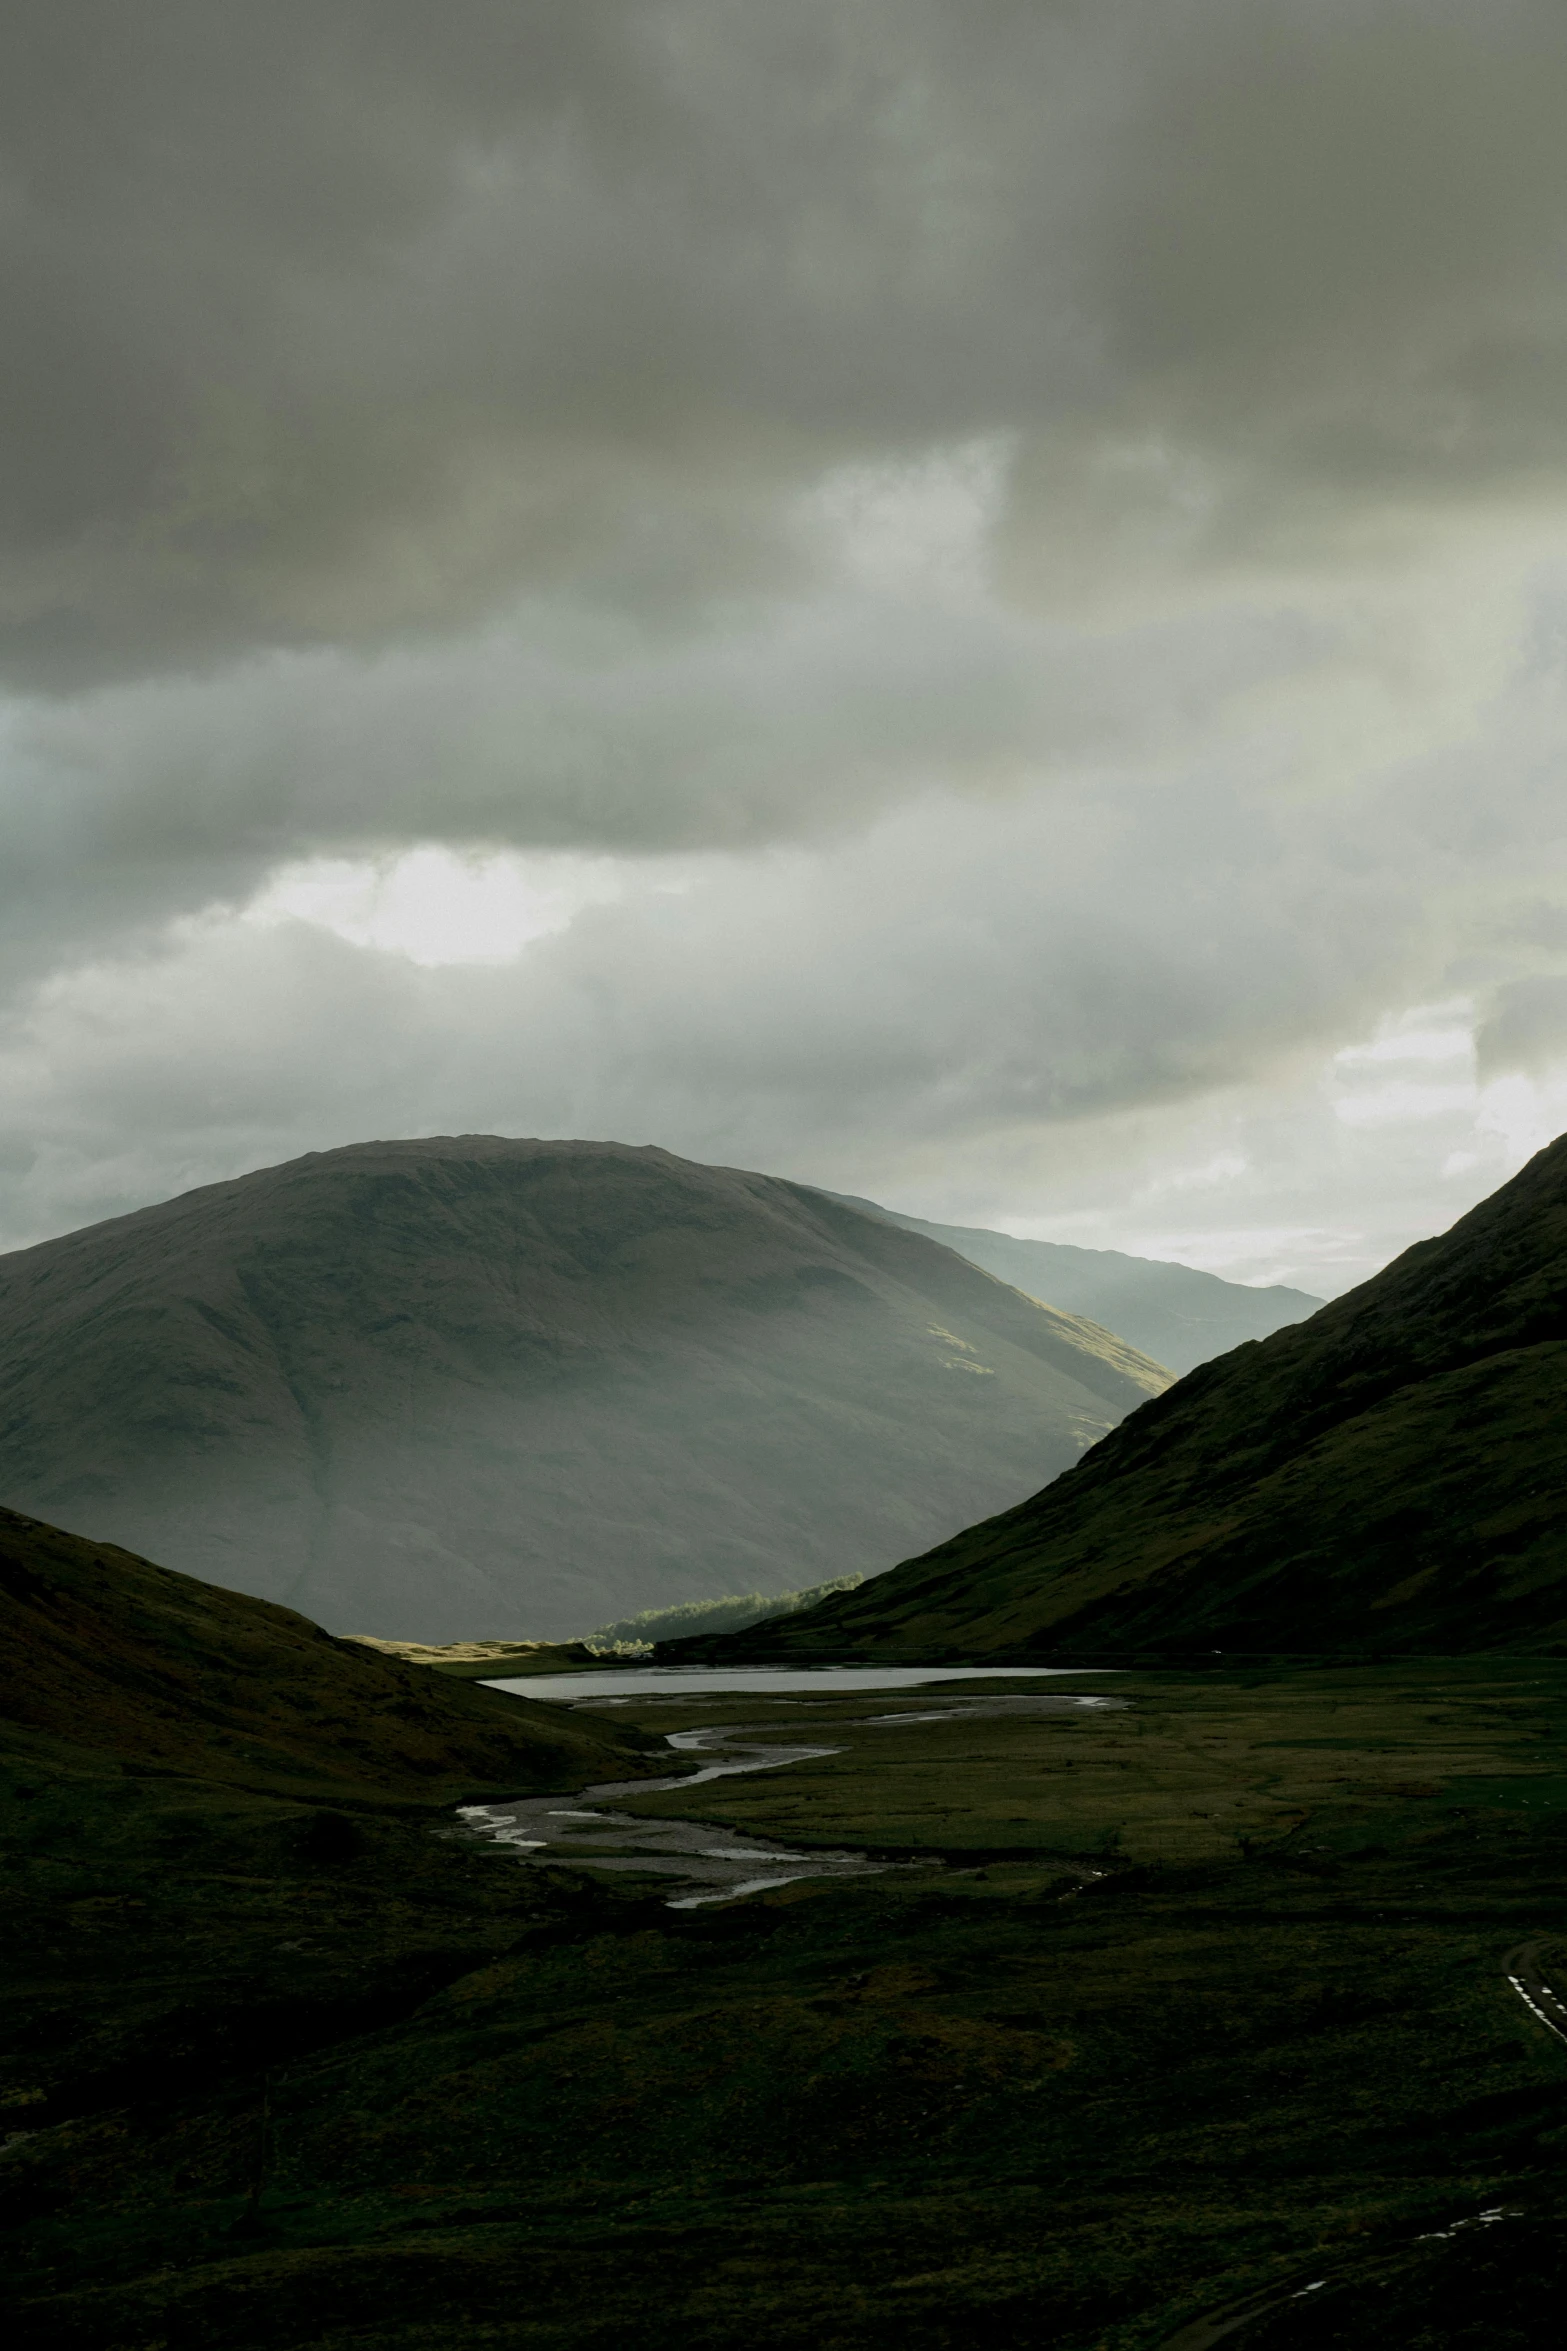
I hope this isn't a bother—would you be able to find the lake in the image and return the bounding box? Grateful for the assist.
[483,1664,1104,1700]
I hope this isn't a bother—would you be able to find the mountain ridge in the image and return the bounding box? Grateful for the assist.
[0,1135,1170,1642]
[817,1189,1323,1373]
[672,1135,1567,1662]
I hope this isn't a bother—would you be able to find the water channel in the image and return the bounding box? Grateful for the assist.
[460,1670,1121,1905]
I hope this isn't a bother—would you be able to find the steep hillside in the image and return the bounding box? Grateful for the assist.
[0,1138,1169,1641]
[823,1191,1321,1372]
[689,1137,1567,1662]
[0,1506,656,1802]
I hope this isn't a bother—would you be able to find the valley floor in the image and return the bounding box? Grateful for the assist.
[7,1661,1567,2348]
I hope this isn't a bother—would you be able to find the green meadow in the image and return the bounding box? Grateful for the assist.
[8,1660,1567,2348]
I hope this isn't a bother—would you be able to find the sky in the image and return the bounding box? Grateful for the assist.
[4,0,1567,1295]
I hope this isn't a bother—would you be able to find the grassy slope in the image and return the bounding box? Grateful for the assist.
[0,1509,666,2228]
[9,1662,1567,2350]
[686,1134,1567,1663]
[0,1507,657,1803]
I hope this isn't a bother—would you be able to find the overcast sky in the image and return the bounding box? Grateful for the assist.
[4,0,1567,1292]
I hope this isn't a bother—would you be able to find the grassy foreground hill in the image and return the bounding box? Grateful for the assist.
[6,1509,1567,2347]
[0,1137,1168,1642]
[0,1504,663,2188]
[682,1135,1567,1663]
[7,1584,1567,2348]
[0,1505,657,1805]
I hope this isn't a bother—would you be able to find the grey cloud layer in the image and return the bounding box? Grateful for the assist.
[0,581,1326,993]
[6,2,1567,1271]
[1479,976,1567,1079]
[3,701,1551,1255]
[7,1,1567,687]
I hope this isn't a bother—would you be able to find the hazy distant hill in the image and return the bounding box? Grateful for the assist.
[821,1192,1321,1373]
[0,1137,1169,1642]
[687,1137,1567,1663]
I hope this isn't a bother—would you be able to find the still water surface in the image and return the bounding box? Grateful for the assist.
[483,1664,1101,1700]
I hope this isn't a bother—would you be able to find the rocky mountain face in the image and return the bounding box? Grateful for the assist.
[688,1136,1567,1663]
[0,1137,1169,1642]
[821,1192,1322,1373]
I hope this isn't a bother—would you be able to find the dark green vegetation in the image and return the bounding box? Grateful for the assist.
[8,1629,1567,2349]
[0,1507,657,1804]
[701,1135,1567,1664]
[822,1190,1321,1374]
[0,1136,1167,1643]
[586,1572,866,1649]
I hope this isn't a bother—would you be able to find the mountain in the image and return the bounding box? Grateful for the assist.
[0,1504,656,1803]
[820,1191,1322,1373]
[0,1137,1169,1642]
[679,1136,1567,1662]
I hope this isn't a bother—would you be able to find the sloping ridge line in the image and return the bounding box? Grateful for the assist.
[671,1132,1567,1662]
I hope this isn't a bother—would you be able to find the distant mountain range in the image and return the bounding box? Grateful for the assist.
[0,1137,1169,1642]
[820,1193,1321,1374]
[677,1136,1567,1662]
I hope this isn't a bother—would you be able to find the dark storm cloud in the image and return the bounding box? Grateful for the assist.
[14,663,1565,1250]
[5,0,1567,1275]
[0,582,1322,939]
[5,0,1567,688]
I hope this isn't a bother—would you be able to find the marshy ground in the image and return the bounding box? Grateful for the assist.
[6,1660,1567,2348]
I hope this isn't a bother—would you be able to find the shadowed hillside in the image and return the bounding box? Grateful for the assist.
[7,1532,1567,2350]
[0,1138,1169,1642]
[0,1506,656,1803]
[820,1190,1322,1373]
[681,1135,1567,1663]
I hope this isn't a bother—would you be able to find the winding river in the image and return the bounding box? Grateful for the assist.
[460,1672,1121,1905]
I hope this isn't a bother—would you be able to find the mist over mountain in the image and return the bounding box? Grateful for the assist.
[0,1136,1168,1643]
[688,1135,1567,1664]
[821,1193,1321,1374]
